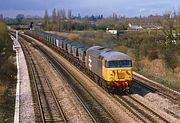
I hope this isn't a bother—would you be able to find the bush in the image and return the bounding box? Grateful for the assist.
[0,20,16,123]
[148,50,159,60]
[163,48,177,72]
[113,45,128,53]
[78,31,115,48]
[0,21,16,82]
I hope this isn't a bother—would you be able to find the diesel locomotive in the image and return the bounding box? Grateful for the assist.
[24,30,133,93]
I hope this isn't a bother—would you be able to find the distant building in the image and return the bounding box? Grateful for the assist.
[142,23,162,30]
[128,23,143,30]
[106,28,127,35]
[106,28,118,35]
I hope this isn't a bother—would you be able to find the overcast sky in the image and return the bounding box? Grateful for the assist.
[0,0,179,18]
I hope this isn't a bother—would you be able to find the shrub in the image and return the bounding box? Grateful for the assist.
[148,50,159,60]
[163,48,177,72]
[113,45,128,53]
[0,21,16,82]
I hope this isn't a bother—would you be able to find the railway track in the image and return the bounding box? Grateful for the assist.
[132,79,180,119]
[19,33,118,123]
[114,94,170,123]
[20,39,67,123]
[133,78,180,104]
[133,76,180,104]
[37,45,118,123]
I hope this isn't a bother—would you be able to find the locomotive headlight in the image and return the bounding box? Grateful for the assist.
[126,71,132,77]
[109,70,113,79]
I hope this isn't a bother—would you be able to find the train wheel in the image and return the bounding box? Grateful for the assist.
[126,87,132,94]
[123,86,131,94]
[108,85,115,94]
[105,87,110,93]
[105,85,111,93]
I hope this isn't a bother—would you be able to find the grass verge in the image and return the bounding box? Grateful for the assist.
[137,70,180,92]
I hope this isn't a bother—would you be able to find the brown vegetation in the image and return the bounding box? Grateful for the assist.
[0,20,16,122]
[140,58,180,82]
[47,31,80,41]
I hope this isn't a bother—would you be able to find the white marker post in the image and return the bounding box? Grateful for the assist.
[15,31,20,48]
[16,31,18,42]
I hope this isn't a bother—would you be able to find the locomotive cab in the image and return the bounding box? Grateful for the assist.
[101,52,133,92]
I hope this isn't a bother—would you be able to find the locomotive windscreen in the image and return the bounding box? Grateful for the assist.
[106,60,132,68]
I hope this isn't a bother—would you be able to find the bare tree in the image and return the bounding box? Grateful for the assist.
[67,9,72,19]
[160,11,176,45]
[44,9,49,29]
[61,8,66,20]
[57,9,63,31]
[176,7,180,34]
[57,10,61,21]
[16,14,24,24]
[159,11,178,72]
[52,8,57,23]
[112,12,118,20]
[78,13,81,19]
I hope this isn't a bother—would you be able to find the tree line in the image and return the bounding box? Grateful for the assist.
[43,8,104,31]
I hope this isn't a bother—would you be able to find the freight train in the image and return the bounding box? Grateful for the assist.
[24,30,133,93]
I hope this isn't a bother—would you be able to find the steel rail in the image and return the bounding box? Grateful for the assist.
[20,40,46,123]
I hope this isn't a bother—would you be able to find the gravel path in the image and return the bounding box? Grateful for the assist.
[13,35,35,123]
[143,93,179,120]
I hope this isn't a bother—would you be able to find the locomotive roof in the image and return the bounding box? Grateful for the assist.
[86,45,131,61]
[86,46,111,58]
[101,51,131,61]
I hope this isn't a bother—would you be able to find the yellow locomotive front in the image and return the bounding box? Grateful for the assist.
[103,60,132,88]
[101,51,133,92]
